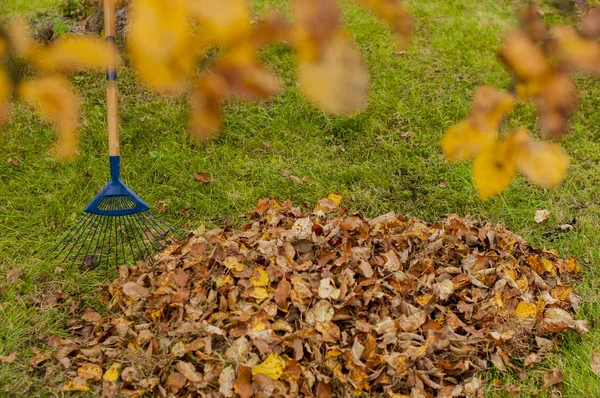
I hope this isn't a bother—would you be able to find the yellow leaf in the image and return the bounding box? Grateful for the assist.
[250,268,270,287]
[514,301,537,319]
[223,256,245,274]
[251,353,286,380]
[103,362,121,382]
[517,140,569,188]
[472,136,518,199]
[249,287,269,302]
[352,0,412,49]
[565,256,579,274]
[186,0,251,44]
[326,193,342,206]
[77,363,103,381]
[297,33,370,115]
[442,120,495,162]
[18,77,79,160]
[542,259,557,276]
[552,26,600,74]
[30,36,110,72]
[0,68,10,125]
[415,294,433,306]
[551,285,573,301]
[128,0,198,94]
[214,274,234,288]
[63,377,90,392]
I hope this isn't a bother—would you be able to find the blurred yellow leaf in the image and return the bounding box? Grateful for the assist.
[128,0,197,94]
[0,68,10,125]
[30,36,110,72]
[297,33,370,115]
[442,86,513,162]
[18,77,79,160]
[442,120,495,162]
[103,362,121,382]
[499,32,548,81]
[552,26,600,74]
[250,268,270,287]
[514,301,537,319]
[468,86,515,132]
[517,139,570,188]
[187,0,251,44]
[353,0,412,49]
[472,136,518,199]
[251,353,286,380]
[6,19,33,57]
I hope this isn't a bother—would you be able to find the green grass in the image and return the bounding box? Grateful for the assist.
[1,0,600,396]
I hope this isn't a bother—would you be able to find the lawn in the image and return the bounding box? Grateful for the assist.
[1,0,599,396]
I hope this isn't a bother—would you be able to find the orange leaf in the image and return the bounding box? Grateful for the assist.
[18,77,79,160]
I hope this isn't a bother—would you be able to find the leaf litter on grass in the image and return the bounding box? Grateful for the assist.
[32,195,587,397]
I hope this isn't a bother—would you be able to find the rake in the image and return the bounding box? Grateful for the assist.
[55,0,183,268]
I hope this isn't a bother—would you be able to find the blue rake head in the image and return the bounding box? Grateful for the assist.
[84,156,150,216]
[55,156,184,268]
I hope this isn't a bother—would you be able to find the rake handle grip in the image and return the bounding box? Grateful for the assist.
[104,0,119,157]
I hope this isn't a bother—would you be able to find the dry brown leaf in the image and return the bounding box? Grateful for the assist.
[542,368,564,388]
[0,351,16,364]
[194,172,212,183]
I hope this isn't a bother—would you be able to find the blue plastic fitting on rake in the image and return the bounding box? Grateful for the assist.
[84,156,150,216]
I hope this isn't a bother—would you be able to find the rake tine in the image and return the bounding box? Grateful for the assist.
[62,213,97,263]
[126,214,153,261]
[149,211,186,240]
[130,212,161,252]
[54,212,92,259]
[139,211,173,249]
[80,213,103,265]
[120,213,138,263]
[90,211,111,268]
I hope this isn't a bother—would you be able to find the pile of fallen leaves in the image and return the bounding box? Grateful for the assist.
[36,195,587,397]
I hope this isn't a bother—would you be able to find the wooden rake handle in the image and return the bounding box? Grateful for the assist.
[104,0,119,157]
